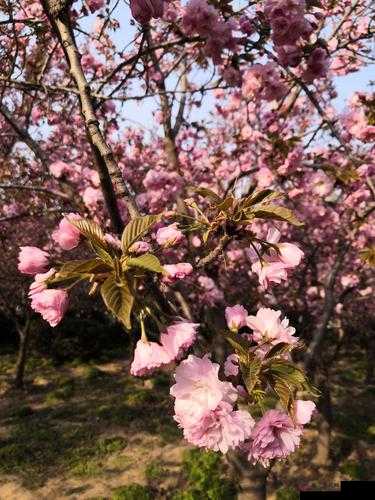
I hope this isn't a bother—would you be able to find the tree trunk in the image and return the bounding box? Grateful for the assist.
[228,453,267,500]
[365,329,375,385]
[14,320,31,389]
[313,376,332,466]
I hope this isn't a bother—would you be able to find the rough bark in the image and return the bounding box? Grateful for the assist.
[40,2,139,231]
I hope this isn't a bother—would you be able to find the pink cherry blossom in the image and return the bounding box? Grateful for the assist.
[18,246,49,275]
[163,263,193,283]
[303,48,330,83]
[49,160,70,178]
[246,308,298,346]
[130,0,164,25]
[247,409,302,466]
[29,268,56,297]
[177,401,255,453]
[309,170,334,196]
[251,259,289,289]
[130,339,172,377]
[30,288,69,327]
[87,0,105,13]
[225,305,248,332]
[128,240,151,253]
[156,223,184,247]
[277,243,304,267]
[52,213,81,251]
[295,400,316,425]
[170,354,238,421]
[224,354,239,377]
[160,322,199,360]
[104,233,121,250]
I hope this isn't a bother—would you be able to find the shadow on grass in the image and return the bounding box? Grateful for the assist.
[0,361,179,488]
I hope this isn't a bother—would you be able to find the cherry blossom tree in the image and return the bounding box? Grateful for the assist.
[1,0,374,480]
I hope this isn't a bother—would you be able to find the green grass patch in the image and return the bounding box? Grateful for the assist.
[276,486,299,500]
[145,460,166,482]
[111,484,152,500]
[173,449,237,500]
[340,460,366,480]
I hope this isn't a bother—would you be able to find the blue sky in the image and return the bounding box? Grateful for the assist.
[83,5,374,130]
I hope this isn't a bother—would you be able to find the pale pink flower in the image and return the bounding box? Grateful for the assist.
[18,246,49,275]
[128,240,151,253]
[82,187,102,208]
[197,276,224,305]
[294,400,316,425]
[163,263,193,283]
[130,339,171,377]
[52,214,81,251]
[156,223,184,247]
[256,166,275,188]
[104,233,121,250]
[309,171,334,196]
[30,289,68,327]
[177,401,255,453]
[224,354,239,377]
[49,160,69,178]
[225,305,248,332]
[160,322,199,360]
[247,409,302,466]
[251,259,289,288]
[29,268,56,297]
[170,354,238,422]
[277,243,304,267]
[246,308,297,345]
[264,228,304,268]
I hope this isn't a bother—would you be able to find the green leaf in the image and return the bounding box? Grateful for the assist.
[50,259,111,285]
[360,246,375,267]
[69,218,108,249]
[100,275,134,329]
[240,190,279,210]
[216,196,235,213]
[240,354,262,395]
[273,376,294,412]
[264,342,294,360]
[225,332,252,357]
[249,205,303,226]
[126,253,165,274]
[121,215,161,253]
[58,259,111,275]
[193,186,222,204]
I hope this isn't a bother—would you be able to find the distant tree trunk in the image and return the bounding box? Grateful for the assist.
[14,318,31,389]
[228,452,267,500]
[313,376,332,466]
[365,329,375,385]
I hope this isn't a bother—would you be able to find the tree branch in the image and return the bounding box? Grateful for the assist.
[39,2,140,231]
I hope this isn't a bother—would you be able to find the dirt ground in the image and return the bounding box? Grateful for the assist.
[0,352,374,500]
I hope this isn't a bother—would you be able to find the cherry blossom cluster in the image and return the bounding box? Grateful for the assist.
[242,63,288,102]
[130,0,165,25]
[17,216,193,327]
[248,228,304,289]
[164,304,316,464]
[182,0,237,65]
[263,0,330,81]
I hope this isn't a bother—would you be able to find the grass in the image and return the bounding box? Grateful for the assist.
[0,356,178,488]
[172,449,237,500]
[145,460,166,482]
[276,486,299,500]
[1,348,374,497]
[111,484,152,500]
